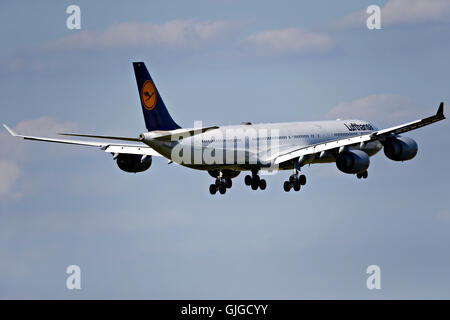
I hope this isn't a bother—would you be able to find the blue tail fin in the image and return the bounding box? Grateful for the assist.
[133,62,181,131]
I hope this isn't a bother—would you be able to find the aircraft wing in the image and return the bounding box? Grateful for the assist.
[2,124,162,157]
[271,102,445,165]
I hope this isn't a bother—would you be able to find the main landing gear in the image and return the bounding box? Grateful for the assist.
[244,169,266,191]
[356,171,368,179]
[283,167,306,192]
[209,172,232,195]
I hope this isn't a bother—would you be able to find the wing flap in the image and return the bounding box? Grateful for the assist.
[104,145,162,156]
[273,133,372,165]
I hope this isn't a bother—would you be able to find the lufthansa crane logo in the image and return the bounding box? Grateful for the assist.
[141,80,157,110]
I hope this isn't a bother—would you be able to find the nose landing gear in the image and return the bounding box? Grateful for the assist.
[209,172,233,195]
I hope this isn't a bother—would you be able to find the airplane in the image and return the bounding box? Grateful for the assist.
[3,62,446,195]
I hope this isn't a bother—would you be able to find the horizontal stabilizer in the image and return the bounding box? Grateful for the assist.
[139,126,220,142]
[152,126,220,141]
[59,132,140,142]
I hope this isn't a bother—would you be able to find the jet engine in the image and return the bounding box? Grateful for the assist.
[336,150,370,174]
[116,153,152,173]
[383,136,418,161]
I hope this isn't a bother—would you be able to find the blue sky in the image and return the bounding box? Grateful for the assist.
[1,0,450,299]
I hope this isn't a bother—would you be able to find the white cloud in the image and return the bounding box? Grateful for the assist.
[44,20,244,51]
[325,93,418,126]
[13,116,78,137]
[333,0,450,29]
[436,210,450,222]
[0,160,21,198]
[242,28,333,56]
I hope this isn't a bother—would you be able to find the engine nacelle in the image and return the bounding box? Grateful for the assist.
[336,150,370,174]
[383,136,418,161]
[116,153,152,173]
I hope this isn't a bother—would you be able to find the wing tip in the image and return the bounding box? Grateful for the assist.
[2,124,17,136]
[437,102,444,117]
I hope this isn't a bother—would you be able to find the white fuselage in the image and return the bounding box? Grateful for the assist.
[143,119,383,171]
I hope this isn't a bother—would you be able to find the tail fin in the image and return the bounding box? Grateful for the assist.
[133,62,181,131]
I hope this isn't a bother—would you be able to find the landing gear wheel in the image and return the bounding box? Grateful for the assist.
[218,184,226,194]
[289,175,296,183]
[283,181,291,192]
[356,173,362,179]
[252,175,260,184]
[299,174,306,186]
[244,175,252,186]
[209,184,217,195]
[293,181,301,191]
[362,171,368,179]
[259,179,267,190]
[225,177,232,188]
[251,180,259,190]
